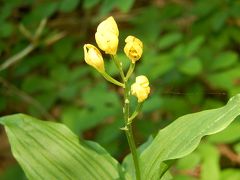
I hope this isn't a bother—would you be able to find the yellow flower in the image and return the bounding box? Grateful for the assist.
[131,75,150,102]
[83,44,105,72]
[95,16,119,55]
[124,36,143,63]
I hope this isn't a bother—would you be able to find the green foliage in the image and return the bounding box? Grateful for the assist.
[1,94,240,179]
[140,94,240,179]
[1,0,240,179]
[0,164,26,180]
[0,114,124,180]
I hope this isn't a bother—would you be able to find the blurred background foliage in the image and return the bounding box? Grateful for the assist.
[0,0,240,179]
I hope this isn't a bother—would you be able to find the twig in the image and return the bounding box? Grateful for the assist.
[0,19,47,72]
[19,24,33,41]
[218,144,240,165]
[34,18,47,40]
[0,44,36,71]
[44,31,67,46]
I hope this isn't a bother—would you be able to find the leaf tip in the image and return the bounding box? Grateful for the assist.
[0,113,26,126]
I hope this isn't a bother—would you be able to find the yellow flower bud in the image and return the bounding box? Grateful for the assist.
[131,75,150,102]
[124,35,143,63]
[95,16,119,55]
[83,44,105,72]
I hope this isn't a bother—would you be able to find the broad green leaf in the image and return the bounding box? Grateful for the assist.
[140,94,240,180]
[0,114,123,180]
[208,118,240,143]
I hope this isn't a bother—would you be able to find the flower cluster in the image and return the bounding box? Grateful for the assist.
[83,16,150,103]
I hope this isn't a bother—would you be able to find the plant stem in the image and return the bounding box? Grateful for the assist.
[0,19,48,72]
[111,55,125,80]
[0,44,36,72]
[123,80,141,180]
[101,71,125,87]
[126,63,135,81]
[111,55,141,179]
[128,103,143,125]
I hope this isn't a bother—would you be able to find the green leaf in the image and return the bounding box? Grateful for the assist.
[0,114,123,180]
[210,51,238,71]
[184,36,205,56]
[234,143,240,154]
[24,2,59,22]
[179,57,202,75]
[116,0,135,13]
[0,164,26,180]
[59,0,80,12]
[220,169,240,180]
[176,152,201,170]
[140,94,240,180]
[207,66,240,89]
[208,118,240,143]
[61,107,112,134]
[83,0,101,9]
[150,54,175,80]
[0,21,13,38]
[158,32,183,49]
[100,0,118,15]
[198,143,220,180]
[210,11,228,31]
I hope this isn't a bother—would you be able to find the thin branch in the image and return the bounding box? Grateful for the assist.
[218,144,240,165]
[34,18,47,40]
[0,19,48,72]
[0,44,36,71]
[19,24,33,41]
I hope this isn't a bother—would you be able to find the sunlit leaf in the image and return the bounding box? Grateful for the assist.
[0,114,123,180]
[140,94,240,179]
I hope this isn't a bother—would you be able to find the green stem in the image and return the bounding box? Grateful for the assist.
[34,18,47,40]
[0,19,47,72]
[111,55,141,179]
[0,44,36,71]
[111,55,125,80]
[101,71,125,87]
[128,103,143,125]
[126,63,135,81]
[123,80,141,180]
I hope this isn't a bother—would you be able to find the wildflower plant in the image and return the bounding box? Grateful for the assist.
[0,16,240,180]
[84,16,150,180]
